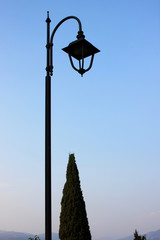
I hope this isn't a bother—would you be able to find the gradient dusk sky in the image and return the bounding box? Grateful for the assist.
[0,0,160,239]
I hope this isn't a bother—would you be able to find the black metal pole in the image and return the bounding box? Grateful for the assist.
[44,12,87,240]
[45,12,52,240]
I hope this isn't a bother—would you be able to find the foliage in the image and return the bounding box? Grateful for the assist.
[134,230,146,240]
[59,153,91,240]
[28,235,40,240]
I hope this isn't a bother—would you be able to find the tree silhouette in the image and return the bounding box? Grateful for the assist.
[28,235,40,240]
[59,153,91,240]
[133,230,146,240]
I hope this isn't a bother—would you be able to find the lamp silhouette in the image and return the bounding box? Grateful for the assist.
[45,11,100,240]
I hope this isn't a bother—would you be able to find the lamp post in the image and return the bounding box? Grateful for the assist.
[45,11,100,240]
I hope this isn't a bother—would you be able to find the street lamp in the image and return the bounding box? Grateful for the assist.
[45,11,100,240]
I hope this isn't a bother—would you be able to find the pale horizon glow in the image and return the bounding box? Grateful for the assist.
[0,0,160,239]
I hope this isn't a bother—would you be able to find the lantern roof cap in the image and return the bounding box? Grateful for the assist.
[62,38,100,60]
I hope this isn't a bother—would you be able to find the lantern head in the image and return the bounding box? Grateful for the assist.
[62,37,100,76]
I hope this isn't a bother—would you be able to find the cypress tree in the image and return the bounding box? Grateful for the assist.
[59,153,91,240]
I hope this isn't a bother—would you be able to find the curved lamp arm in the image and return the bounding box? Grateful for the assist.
[50,16,83,42]
[49,16,84,76]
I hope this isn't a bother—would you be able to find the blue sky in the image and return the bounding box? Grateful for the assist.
[0,0,160,239]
